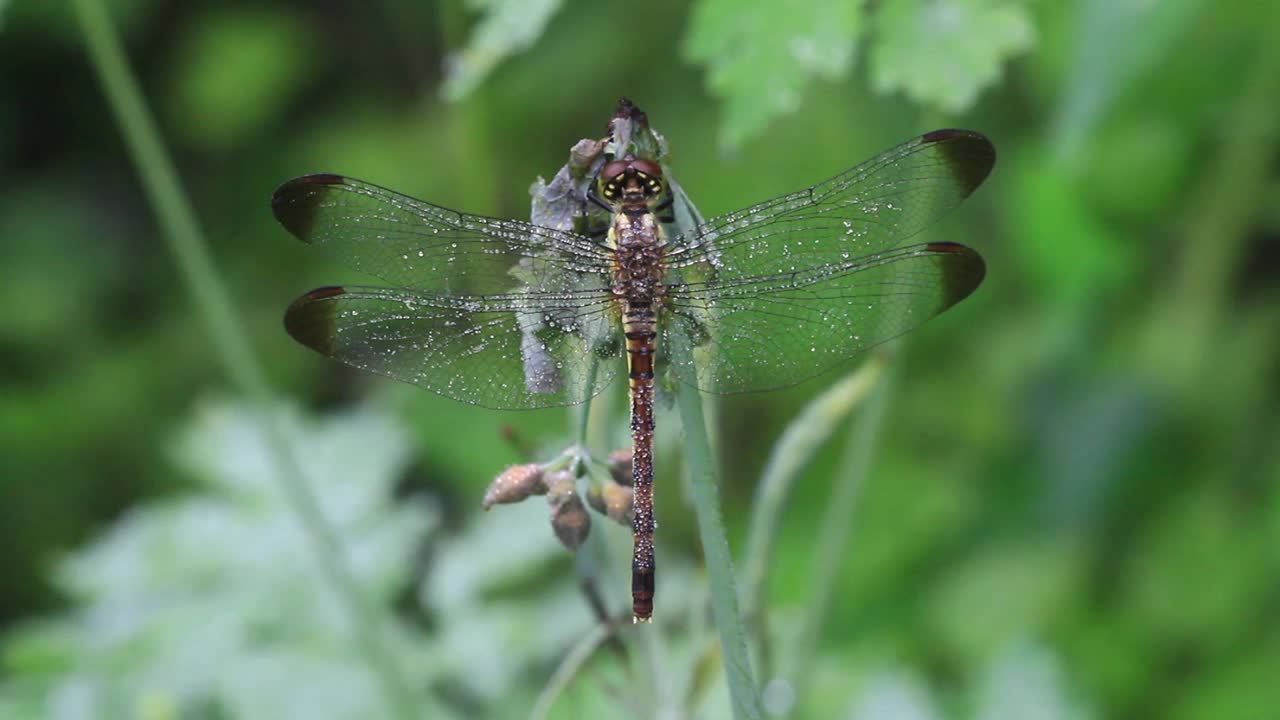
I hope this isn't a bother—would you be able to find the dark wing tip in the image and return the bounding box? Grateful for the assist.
[925,242,986,310]
[284,286,346,354]
[920,129,996,197]
[272,174,347,242]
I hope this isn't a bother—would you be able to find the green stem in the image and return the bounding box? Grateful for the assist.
[528,622,612,720]
[71,2,418,717]
[574,357,600,446]
[740,358,883,623]
[675,386,763,720]
[787,358,893,709]
[637,617,677,718]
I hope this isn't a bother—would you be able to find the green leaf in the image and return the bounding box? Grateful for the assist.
[870,0,1034,113]
[1,401,436,719]
[685,0,861,148]
[442,0,564,100]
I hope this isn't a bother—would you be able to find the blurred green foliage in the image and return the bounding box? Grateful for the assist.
[684,0,861,149]
[869,0,1033,115]
[2,0,1279,718]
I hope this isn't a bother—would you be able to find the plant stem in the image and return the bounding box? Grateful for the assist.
[574,357,600,446]
[528,622,613,720]
[740,359,883,623]
[675,386,763,720]
[787,357,893,707]
[71,2,418,717]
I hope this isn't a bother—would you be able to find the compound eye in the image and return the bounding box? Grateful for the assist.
[600,159,630,186]
[630,158,662,177]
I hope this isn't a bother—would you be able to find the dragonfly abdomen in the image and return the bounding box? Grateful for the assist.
[624,304,658,622]
[624,309,657,380]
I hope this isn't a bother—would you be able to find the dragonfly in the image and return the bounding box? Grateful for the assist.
[274,126,994,623]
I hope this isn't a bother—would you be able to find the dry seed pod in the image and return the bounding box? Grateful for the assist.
[588,479,635,527]
[601,480,635,526]
[544,469,576,497]
[585,483,606,516]
[481,463,546,510]
[607,447,633,486]
[546,470,591,550]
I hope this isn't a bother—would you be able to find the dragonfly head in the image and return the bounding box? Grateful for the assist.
[599,154,664,208]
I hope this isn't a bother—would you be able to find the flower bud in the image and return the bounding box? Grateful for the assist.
[587,479,634,527]
[546,470,590,550]
[607,447,633,486]
[481,463,546,510]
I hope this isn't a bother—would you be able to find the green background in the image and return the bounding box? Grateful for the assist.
[1,0,1277,718]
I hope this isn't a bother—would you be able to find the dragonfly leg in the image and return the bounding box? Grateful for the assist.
[587,189,613,213]
[652,194,675,224]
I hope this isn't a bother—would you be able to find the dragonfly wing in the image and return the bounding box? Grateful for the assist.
[667,129,994,270]
[273,174,610,295]
[286,286,621,410]
[660,129,993,394]
[663,242,984,394]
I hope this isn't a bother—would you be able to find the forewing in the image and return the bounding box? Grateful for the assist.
[285,286,621,410]
[272,174,611,295]
[663,242,985,394]
[667,129,994,272]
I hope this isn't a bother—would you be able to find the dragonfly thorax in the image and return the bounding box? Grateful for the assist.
[609,211,667,303]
